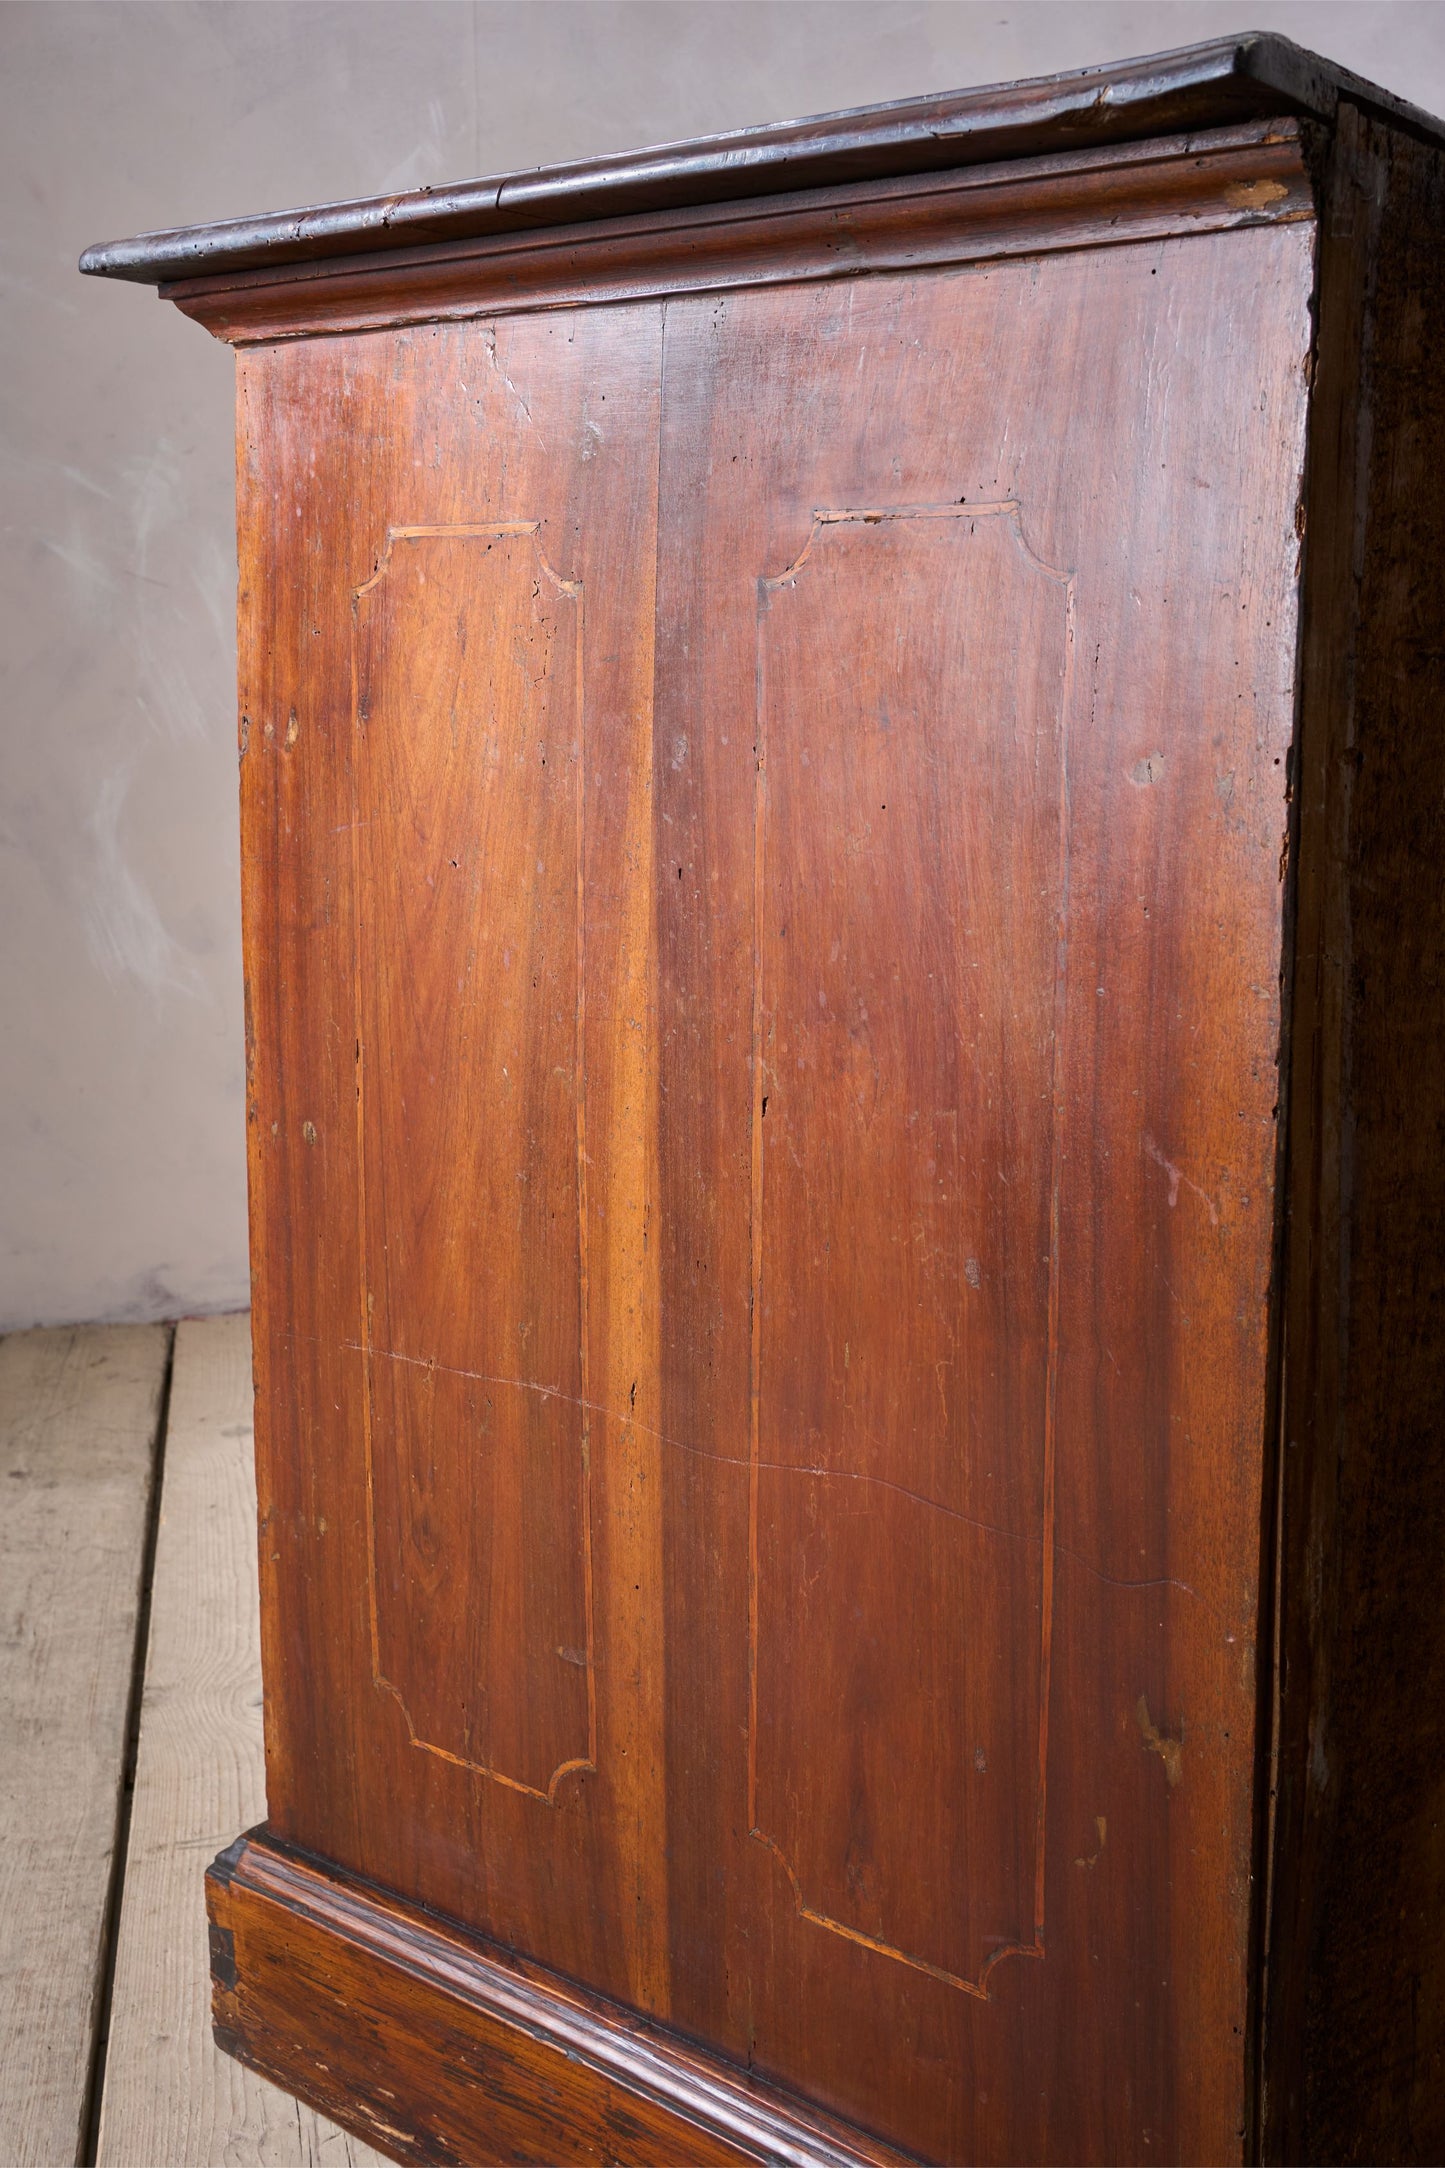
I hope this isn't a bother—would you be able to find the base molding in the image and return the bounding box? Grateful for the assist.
[206,1832,911,2167]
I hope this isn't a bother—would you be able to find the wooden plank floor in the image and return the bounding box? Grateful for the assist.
[0,1325,168,2168]
[0,1315,387,2168]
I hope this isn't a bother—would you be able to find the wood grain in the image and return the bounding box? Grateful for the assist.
[354,525,592,1801]
[1264,104,1445,2167]
[162,124,1311,346]
[238,301,671,2014]
[749,504,1068,1995]
[0,1323,168,2168]
[208,1832,914,2168]
[648,224,1311,2164]
[69,43,1445,2164]
[76,31,1439,288]
[96,1314,388,2168]
[222,178,1317,2161]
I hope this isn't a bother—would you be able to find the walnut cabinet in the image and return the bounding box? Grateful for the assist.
[83,35,1445,2166]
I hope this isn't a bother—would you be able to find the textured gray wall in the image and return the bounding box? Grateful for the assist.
[3,1,1443,1329]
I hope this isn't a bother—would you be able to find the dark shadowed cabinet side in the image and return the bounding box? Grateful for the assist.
[81,37,1445,2168]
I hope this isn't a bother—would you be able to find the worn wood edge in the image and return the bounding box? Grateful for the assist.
[1234,120,1333,2168]
[76,33,1445,287]
[1263,106,1445,2167]
[1258,100,1375,2166]
[165,122,1312,345]
[206,1831,918,2168]
[1299,116,1445,2162]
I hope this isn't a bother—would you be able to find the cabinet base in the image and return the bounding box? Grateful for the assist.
[206,1832,910,2167]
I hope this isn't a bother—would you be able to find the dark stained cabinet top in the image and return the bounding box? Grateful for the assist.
[83,34,1445,2168]
[79,32,1443,286]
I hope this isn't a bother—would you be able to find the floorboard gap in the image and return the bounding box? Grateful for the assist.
[78,1320,178,2168]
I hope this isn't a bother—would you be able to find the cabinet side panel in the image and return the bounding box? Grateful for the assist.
[237,307,670,2011]
[653,227,1313,2165]
[1271,107,1445,2167]
[237,344,375,1882]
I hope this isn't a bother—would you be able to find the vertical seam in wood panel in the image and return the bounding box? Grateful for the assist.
[746,545,767,1838]
[350,565,382,1695]
[648,317,670,2011]
[78,1322,176,2168]
[572,548,598,1770]
[1034,572,1077,1948]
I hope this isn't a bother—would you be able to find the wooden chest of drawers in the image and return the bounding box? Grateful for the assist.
[83,34,1445,2165]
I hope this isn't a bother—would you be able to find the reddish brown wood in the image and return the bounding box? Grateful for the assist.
[78,37,1445,2168]
[644,216,1310,2167]
[217,160,1315,2158]
[354,524,592,1803]
[161,123,1311,344]
[749,503,1067,1999]
[207,1832,914,2166]
[237,301,674,2015]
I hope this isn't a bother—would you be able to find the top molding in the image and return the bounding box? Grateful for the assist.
[79,33,1444,289]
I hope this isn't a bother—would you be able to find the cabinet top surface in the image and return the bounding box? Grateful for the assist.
[80,32,1442,290]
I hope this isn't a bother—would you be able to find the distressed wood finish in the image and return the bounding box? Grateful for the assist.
[646,224,1308,2165]
[208,1833,910,2168]
[238,301,672,2018]
[1262,106,1445,2167]
[229,204,1310,2167]
[749,503,1068,1999]
[354,523,594,1803]
[160,124,1313,345]
[75,31,1436,286]
[80,35,1445,2168]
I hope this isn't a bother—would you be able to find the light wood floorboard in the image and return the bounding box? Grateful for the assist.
[96,1314,387,2168]
[0,1323,170,2168]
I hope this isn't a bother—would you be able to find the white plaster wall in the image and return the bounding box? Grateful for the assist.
[2,0,1442,1329]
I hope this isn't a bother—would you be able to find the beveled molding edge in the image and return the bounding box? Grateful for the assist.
[206,1830,919,2168]
[169,120,1312,345]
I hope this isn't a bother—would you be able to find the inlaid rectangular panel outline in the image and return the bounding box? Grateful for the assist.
[747,500,1075,1997]
[349,519,596,1805]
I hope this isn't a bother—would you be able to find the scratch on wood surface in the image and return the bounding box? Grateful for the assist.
[482,328,546,448]
[1143,1133,1221,1226]
[341,1341,1203,1603]
[1074,1816,1108,1867]
[1137,1695,1185,1786]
